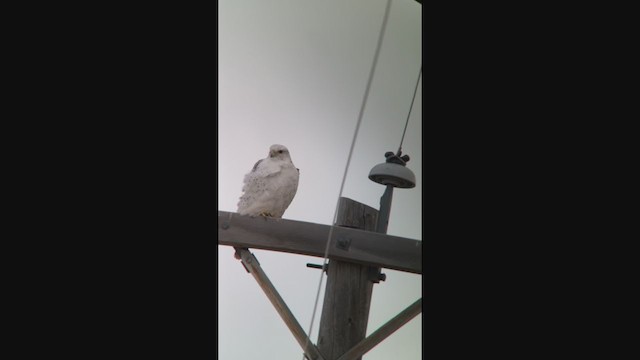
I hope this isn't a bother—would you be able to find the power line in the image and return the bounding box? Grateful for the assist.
[397,65,422,155]
[302,0,393,358]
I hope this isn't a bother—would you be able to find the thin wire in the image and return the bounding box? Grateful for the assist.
[302,0,393,358]
[397,65,422,155]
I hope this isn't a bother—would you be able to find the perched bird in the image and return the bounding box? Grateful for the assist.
[234,144,299,259]
[237,144,299,218]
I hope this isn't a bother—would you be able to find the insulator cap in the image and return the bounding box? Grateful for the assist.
[369,150,416,188]
[368,162,416,188]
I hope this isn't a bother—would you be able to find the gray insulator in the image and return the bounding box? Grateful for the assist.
[368,162,416,188]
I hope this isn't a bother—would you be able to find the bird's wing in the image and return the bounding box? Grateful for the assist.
[251,159,263,172]
[240,158,281,193]
[251,158,282,177]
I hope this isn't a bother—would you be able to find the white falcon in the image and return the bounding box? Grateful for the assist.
[237,144,299,218]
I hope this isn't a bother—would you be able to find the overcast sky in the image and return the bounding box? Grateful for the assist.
[218,0,422,358]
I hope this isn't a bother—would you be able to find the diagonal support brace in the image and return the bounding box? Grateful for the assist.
[336,298,422,360]
[235,248,325,360]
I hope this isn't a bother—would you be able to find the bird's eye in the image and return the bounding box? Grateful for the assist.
[278,150,283,154]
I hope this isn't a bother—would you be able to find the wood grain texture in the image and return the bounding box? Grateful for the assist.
[218,206,421,274]
[317,198,378,360]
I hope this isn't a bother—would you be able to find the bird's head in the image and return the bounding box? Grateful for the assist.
[268,144,291,160]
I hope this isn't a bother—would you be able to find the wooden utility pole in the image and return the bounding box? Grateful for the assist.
[218,196,422,360]
[317,198,382,360]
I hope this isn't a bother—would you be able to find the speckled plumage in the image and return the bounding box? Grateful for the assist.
[237,144,299,218]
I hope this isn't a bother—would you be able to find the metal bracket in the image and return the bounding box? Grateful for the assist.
[306,263,329,274]
[368,267,386,283]
[336,236,351,251]
[233,247,260,273]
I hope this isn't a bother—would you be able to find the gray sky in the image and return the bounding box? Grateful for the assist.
[218,0,422,358]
